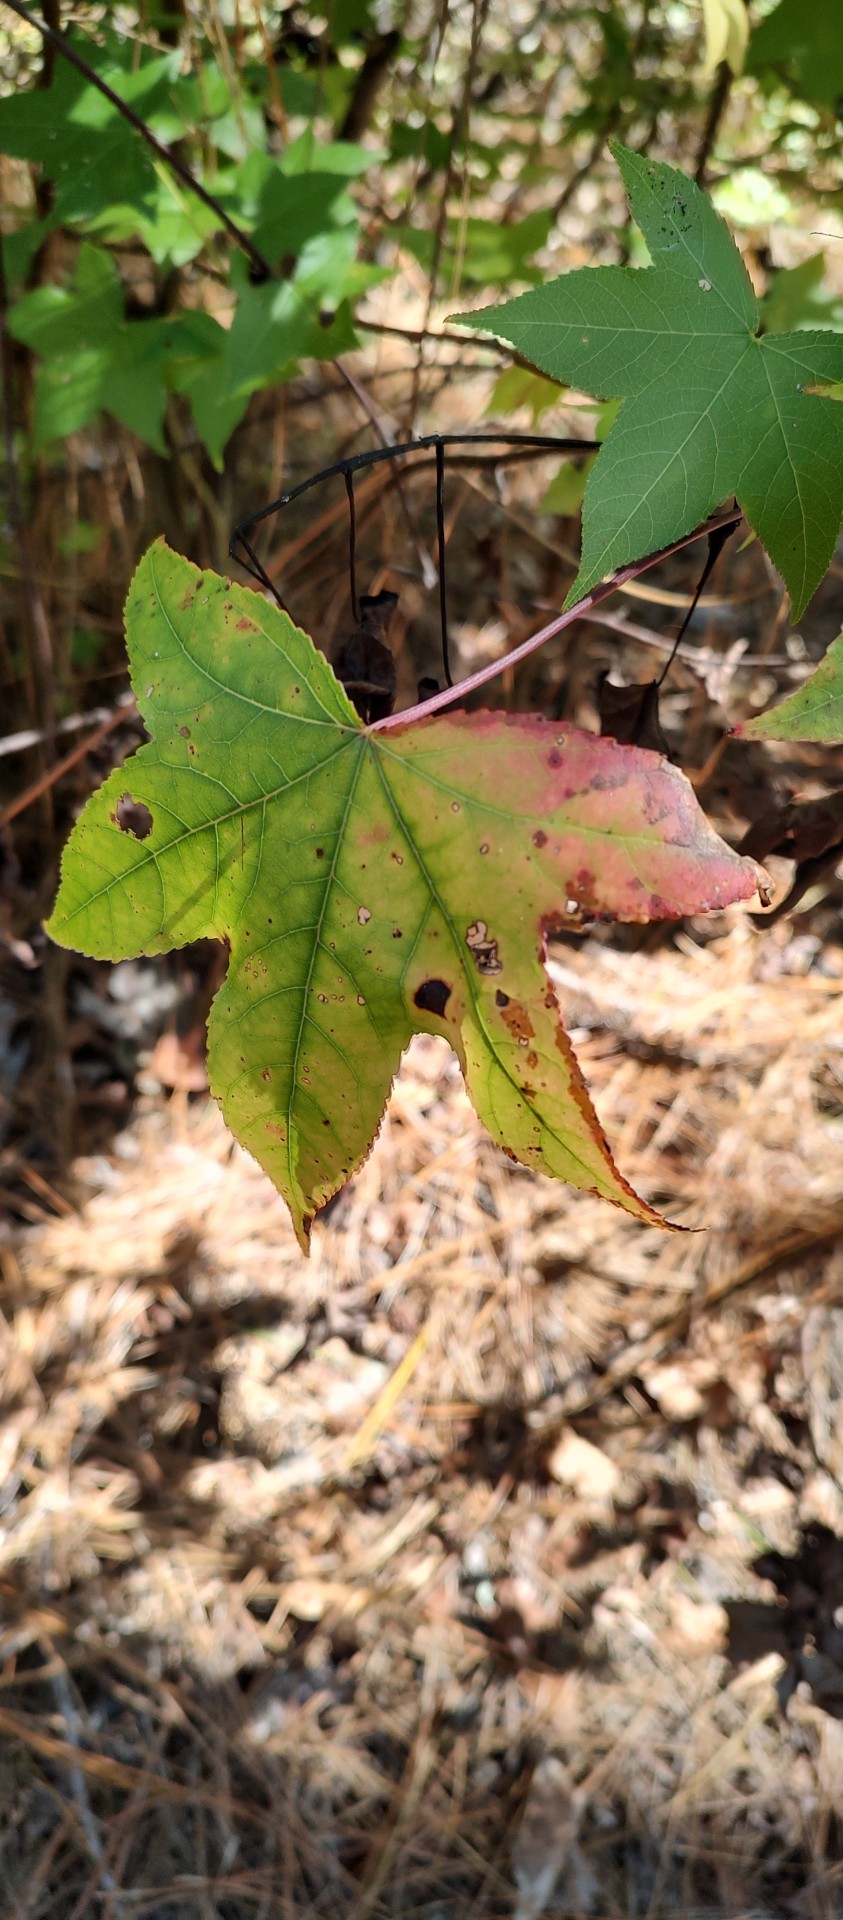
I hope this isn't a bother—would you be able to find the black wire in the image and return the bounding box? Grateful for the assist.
[345,471,360,623]
[435,440,453,688]
[235,534,290,613]
[655,518,734,689]
[229,432,597,552]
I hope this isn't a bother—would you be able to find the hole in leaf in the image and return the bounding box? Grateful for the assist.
[113,795,153,840]
[414,979,452,1018]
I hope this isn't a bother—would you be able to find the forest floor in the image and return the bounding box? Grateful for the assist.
[5,909,843,1917]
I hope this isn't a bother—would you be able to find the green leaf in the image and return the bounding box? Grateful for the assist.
[452,143,843,619]
[399,210,554,291]
[0,33,265,258]
[542,459,593,516]
[735,632,843,743]
[541,400,618,516]
[150,66,266,162]
[762,254,843,336]
[280,131,375,178]
[7,245,219,454]
[174,255,360,468]
[48,543,763,1249]
[84,170,229,269]
[0,34,178,227]
[389,121,451,169]
[747,0,843,111]
[252,167,358,269]
[486,367,565,426]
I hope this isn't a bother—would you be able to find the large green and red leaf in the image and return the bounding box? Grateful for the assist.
[48,544,764,1246]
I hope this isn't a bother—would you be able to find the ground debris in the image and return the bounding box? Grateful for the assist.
[3,923,843,1913]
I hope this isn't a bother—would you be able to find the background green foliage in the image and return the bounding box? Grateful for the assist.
[2,0,842,481]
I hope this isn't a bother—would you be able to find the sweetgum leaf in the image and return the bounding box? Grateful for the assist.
[47,543,763,1249]
[735,632,843,743]
[452,143,843,619]
[7,245,218,455]
[0,35,177,227]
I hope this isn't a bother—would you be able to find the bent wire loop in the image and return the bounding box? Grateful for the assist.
[229,431,598,693]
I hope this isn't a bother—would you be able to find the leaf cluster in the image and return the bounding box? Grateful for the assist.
[2,1,840,469]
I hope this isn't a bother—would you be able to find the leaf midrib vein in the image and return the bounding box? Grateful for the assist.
[369,742,604,1189]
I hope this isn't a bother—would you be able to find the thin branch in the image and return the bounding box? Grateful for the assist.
[0,696,133,759]
[370,507,744,731]
[694,59,733,187]
[0,705,132,831]
[353,314,512,351]
[1,0,274,281]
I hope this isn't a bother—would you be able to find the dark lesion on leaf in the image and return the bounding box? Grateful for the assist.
[414,978,452,1017]
[112,795,153,840]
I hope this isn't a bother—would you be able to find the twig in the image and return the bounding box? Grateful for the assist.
[694,59,733,187]
[0,226,56,761]
[371,506,744,731]
[0,704,132,831]
[0,697,133,759]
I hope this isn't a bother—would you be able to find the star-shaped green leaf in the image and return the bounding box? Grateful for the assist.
[735,631,843,744]
[6,244,219,454]
[47,544,763,1250]
[453,143,843,619]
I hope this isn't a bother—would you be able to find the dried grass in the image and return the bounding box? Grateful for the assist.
[3,912,843,1916]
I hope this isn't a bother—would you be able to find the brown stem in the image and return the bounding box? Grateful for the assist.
[694,60,733,187]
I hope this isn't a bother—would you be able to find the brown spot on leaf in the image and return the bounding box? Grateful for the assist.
[235,616,255,632]
[495,989,510,1008]
[466,920,502,975]
[532,829,548,848]
[414,979,452,1018]
[499,999,535,1044]
[113,795,153,840]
